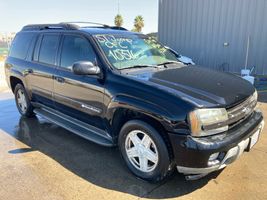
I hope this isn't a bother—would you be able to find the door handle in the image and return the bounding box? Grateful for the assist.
[54,76,65,83]
[24,69,33,74]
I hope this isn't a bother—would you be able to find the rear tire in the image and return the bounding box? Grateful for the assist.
[14,84,35,118]
[119,120,172,182]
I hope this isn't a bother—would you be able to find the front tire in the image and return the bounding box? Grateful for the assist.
[119,120,172,182]
[14,84,35,118]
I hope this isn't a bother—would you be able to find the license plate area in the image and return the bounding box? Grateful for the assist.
[249,129,261,150]
[248,121,264,150]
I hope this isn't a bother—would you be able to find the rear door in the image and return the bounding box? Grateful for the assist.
[28,33,60,107]
[53,33,105,130]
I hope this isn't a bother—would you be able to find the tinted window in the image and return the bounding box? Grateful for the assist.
[39,34,60,65]
[33,35,42,62]
[60,35,96,68]
[9,33,34,59]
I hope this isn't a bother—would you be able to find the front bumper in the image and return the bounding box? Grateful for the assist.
[168,110,264,178]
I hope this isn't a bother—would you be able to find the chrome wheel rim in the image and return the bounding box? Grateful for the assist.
[125,130,159,173]
[17,89,27,113]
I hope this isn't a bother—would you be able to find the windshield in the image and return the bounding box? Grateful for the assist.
[93,34,179,69]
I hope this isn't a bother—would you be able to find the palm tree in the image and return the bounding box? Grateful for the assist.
[114,14,123,27]
[133,15,144,32]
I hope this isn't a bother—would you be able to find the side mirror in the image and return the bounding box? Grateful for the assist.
[72,61,101,76]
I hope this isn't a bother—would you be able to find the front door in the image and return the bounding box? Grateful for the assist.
[53,34,105,130]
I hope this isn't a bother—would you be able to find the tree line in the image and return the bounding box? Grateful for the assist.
[114,14,144,32]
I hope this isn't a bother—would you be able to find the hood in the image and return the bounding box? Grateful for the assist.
[123,65,255,108]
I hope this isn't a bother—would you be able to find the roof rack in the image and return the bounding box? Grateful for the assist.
[22,22,128,31]
[61,21,110,28]
[22,23,79,31]
[109,26,128,31]
[61,22,128,30]
[64,22,128,30]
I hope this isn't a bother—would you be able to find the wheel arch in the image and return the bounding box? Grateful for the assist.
[106,96,175,159]
[10,76,24,93]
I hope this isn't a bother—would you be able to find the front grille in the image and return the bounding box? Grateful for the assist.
[227,94,257,129]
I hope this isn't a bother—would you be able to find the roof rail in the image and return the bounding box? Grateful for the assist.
[21,22,128,31]
[61,22,128,30]
[22,23,79,31]
[61,21,110,28]
[109,26,128,31]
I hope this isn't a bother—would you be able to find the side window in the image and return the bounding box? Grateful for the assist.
[39,34,60,65]
[60,35,96,68]
[33,35,42,62]
[9,33,35,59]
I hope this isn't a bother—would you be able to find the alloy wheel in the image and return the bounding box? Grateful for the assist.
[17,89,27,114]
[125,130,159,172]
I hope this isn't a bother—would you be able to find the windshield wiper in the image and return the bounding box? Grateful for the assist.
[120,62,180,70]
[157,61,180,66]
[120,64,157,70]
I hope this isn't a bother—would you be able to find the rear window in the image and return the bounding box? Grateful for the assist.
[39,34,60,65]
[9,33,35,59]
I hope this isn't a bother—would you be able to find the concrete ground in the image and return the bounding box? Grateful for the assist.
[0,61,8,92]
[0,92,267,200]
[0,83,267,199]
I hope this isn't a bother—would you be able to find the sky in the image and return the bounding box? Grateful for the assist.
[0,0,158,33]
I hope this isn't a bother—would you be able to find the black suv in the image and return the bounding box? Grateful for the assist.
[5,22,264,182]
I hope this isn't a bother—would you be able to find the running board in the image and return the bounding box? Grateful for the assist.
[33,107,114,147]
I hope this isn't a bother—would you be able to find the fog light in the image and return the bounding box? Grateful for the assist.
[208,152,220,166]
[209,152,220,161]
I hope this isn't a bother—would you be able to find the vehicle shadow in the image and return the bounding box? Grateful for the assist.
[0,97,221,199]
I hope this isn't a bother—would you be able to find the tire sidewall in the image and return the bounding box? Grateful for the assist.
[119,120,170,182]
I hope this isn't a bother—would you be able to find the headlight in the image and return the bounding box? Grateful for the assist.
[252,90,258,109]
[252,90,258,102]
[188,108,228,137]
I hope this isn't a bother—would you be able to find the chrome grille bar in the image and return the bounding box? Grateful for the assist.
[227,95,257,126]
[203,94,257,131]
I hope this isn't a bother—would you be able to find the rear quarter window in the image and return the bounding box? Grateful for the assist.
[9,33,35,59]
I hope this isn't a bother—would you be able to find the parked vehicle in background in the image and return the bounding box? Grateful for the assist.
[4,22,264,182]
